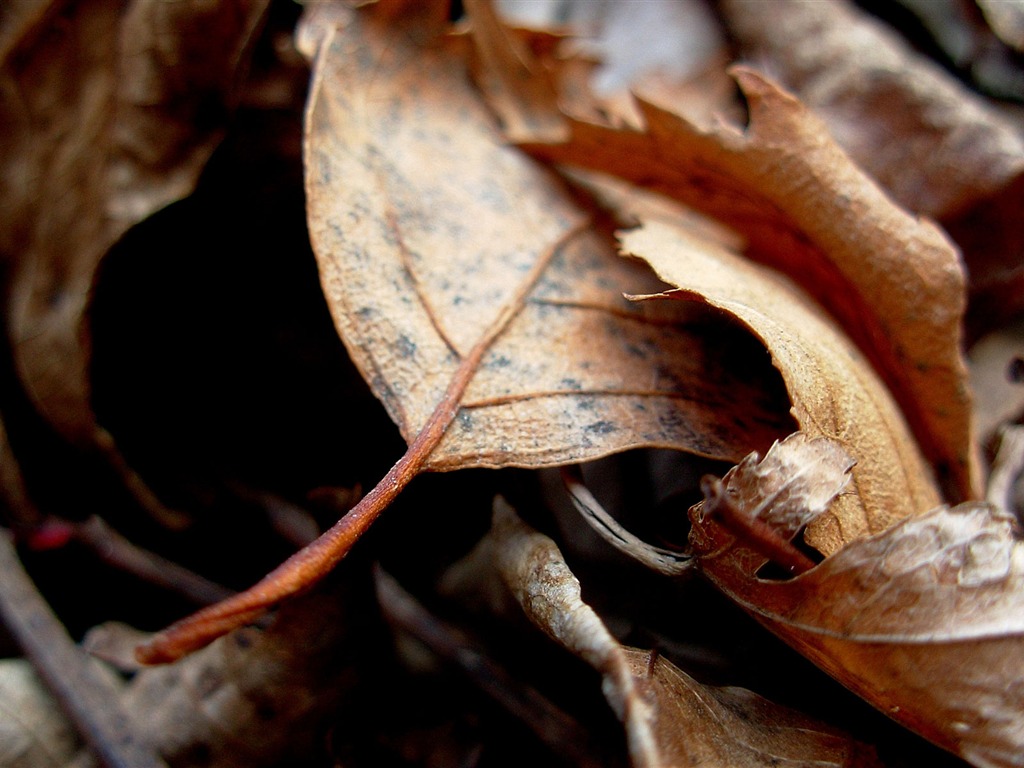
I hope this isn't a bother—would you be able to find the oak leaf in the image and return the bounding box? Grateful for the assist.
[691,434,1024,768]
[520,67,978,501]
[487,497,881,768]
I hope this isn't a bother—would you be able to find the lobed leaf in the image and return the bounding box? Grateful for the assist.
[522,67,979,502]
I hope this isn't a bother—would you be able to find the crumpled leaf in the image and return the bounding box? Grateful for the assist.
[300,2,793,472]
[520,66,978,502]
[485,497,881,768]
[0,0,268,447]
[621,219,941,554]
[0,658,81,768]
[492,0,736,129]
[718,0,1024,337]
[106,584,373,768]
[690,435,1024,768]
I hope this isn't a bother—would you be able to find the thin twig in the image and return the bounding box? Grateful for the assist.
[562,466,693,576]
[73,516,235,606]
[0,528,168,768]
[374,566,609,768]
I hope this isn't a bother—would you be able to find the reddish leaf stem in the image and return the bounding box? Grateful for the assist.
[700,476,816,575]
[136,222,586,664]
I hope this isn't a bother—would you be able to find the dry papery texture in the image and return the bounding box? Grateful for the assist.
[621,220,940,555]
[133,0,797,665]
[2,581,376,768]
[3,1,1021,767]
[116,583,377,768]
[718,0,1024,338]
[689,434,1024,768]
[300,1,792,472]
[513,66,977,505]
[474,497,882,768]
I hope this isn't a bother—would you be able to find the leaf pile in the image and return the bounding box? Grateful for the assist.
[1,1,1023,767]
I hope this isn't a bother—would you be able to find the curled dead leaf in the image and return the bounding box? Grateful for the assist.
[521,66,978,502]
[621,220,940,555]
[136,0,799,664]
[488,497,881,768]
[692,436,1024,768]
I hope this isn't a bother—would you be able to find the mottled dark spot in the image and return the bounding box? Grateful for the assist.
[458,411,473,431]
[393,334,417,360]
[488,354,513,368]
[560,377,582,390]
[585,420,617,435]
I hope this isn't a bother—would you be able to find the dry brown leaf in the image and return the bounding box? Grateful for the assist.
[690,435,1024,768]
[621,220,941,555]
[719,0,1024,219]
[300,2,793,472]
[0,0,268,447]
[718,0,1024,337]
[118,585,372,768]
[487,497,881,768]
[462,0,567,143]
[0,658,81,768]
[490,0,737,129]
[621,650,883,768]
[521,67,978,502]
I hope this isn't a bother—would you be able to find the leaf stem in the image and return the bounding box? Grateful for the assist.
[136,221,588,664]
[700,476,816,575]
